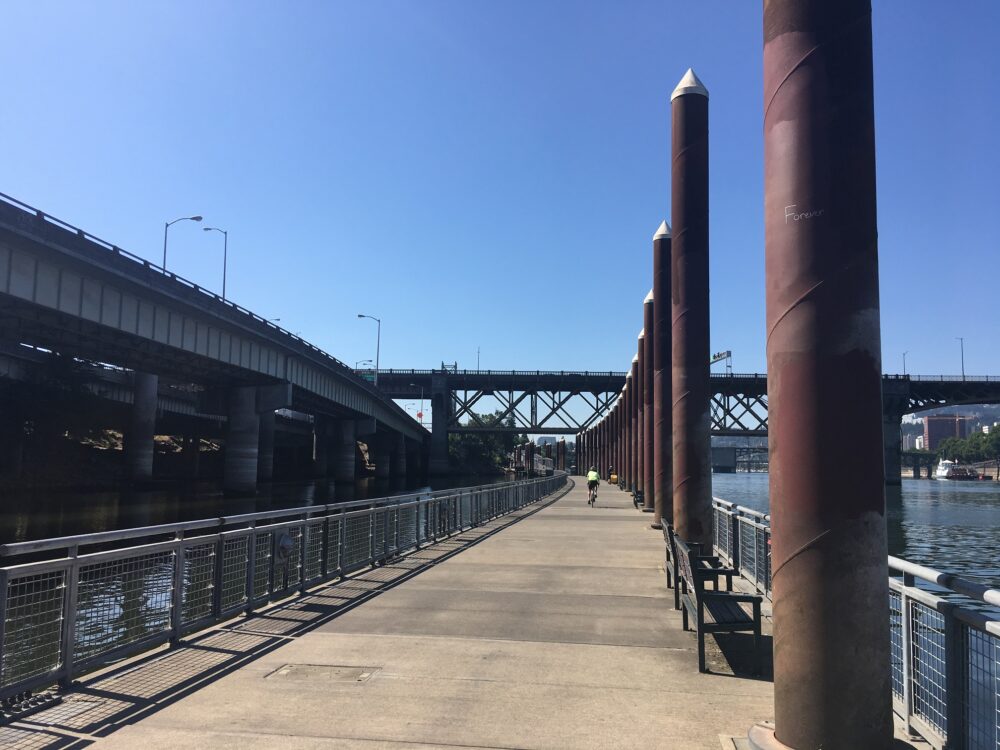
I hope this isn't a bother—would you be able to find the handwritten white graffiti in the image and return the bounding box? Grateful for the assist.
[784,204,825,224]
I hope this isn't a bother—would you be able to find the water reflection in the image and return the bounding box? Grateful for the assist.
[712,473,1000,587]
[1,475,508,545]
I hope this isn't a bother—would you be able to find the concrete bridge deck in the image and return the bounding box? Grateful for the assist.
[10,480,774,749]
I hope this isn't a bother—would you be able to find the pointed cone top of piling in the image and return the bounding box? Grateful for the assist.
[671,68,708,101]
[632,354,640,363]
[654,220,671,239]
[644,289,654,304]
[638,329,645,339]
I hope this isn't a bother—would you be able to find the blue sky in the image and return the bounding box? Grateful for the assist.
[2,1,997,380]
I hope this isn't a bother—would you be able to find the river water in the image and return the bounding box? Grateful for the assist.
[0,475,503,547]
[713,473,1000,588]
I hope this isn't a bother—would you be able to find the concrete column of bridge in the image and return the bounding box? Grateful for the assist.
[643,293,656,514]
[670,69,713,548]
[753,3,891,749]
[331,420,357,482]
[429,376,450,475]
[257,411,275,483]
[224,386,260,495]
[391,433,407,478]
[374,433,392,479]
[313,416,331,478]
[125,371,158,481]
[183,434,200,479]
[0,413,25,479]
[652,221,673,527]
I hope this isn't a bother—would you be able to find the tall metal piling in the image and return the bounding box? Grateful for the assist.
[752,2,891,748]
[636,332,645,501]
[630,356,639,493]
[642,294,656,513]
[652,222,672,527]
[670,68,713,547]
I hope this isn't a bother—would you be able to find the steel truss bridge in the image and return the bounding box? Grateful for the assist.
[371,369,1000,436]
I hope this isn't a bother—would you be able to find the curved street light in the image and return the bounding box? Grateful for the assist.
[163,215,202,270]
[357,314,381,385]
[202,226,228,300]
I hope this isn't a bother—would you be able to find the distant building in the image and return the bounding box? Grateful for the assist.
[915,435,925,450]
[923,415,970,451]
[902,434,916,451]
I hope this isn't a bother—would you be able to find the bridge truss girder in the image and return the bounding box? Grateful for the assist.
[449,389,617,434]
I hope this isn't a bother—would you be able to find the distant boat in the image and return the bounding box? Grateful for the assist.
[934,459,980,480]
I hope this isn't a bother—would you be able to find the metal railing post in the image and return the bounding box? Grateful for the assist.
[900,574,915,738]
[57,547,79,688]
[943,608,966,749]
[170,533,186,644]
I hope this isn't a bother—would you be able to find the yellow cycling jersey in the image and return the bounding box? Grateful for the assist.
[586,470,600,482]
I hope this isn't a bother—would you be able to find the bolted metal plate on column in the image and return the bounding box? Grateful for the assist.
[265,664,380,682]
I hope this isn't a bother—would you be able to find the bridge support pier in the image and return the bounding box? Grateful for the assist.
[333,420,357,483]
[183,434,200,479]
[373,433,391,480]
[391,433,407,478]
[224,386,260,495]
[125,371,158,482]
[0,414,25,479]
[258,411,275,483]
[314,417,330,479]
[429,376,450,475]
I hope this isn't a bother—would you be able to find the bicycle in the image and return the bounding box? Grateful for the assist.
[588,483,598,506]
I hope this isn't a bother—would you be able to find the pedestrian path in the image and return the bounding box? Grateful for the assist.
[10,479,775,749]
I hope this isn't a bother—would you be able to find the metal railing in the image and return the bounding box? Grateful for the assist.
[711,498,1000,750]
[0,473,568,703]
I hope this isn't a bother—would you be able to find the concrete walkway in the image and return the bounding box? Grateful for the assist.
[12,479,775,749]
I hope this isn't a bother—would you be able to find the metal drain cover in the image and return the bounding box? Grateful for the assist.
[265,664,378,682]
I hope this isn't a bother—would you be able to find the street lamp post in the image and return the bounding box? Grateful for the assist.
[163,215,203,270]
[202,227,228,300]
[357,314,381,385]
[355,359,373,369]
[409,382,425,426]
[957,337,965,380]
[903,351,908,375]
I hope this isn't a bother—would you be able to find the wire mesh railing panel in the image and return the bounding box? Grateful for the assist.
[889,589,904,699]
[284,527,303,590]
[181,543,216,625]
[738,520,757,585]
[74,550,174,663]
[910,600,948,736]
[965,626,999,750]
[304,523,324,582]
[220,536,248,612]
[1,571,65,688]
[326,517,342,573]
[399,506,417,550]
[373,510,386,559]
[252,532,273,599]
[343,515,370,569]
[755,526,770,595]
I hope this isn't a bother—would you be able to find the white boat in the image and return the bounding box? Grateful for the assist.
[934,459,980,480]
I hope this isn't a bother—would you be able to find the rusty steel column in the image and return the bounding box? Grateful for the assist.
[670,68,713,547]
[751,3,891,749]
[630,355,639,494]
[636,332,645,501]
[622,377,631,488]
[643,293,656,513]
[652,221,672,527]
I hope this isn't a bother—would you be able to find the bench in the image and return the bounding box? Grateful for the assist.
[674,535,763,673]
[664,525,736,609]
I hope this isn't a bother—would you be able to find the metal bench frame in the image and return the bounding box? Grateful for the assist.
[674,534,763,673]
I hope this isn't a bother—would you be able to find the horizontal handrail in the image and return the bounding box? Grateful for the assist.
[888,556,1000,608]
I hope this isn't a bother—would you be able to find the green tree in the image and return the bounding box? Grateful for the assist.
[448,411,521,474]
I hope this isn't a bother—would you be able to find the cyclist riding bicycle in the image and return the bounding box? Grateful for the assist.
[586,466,600,505]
